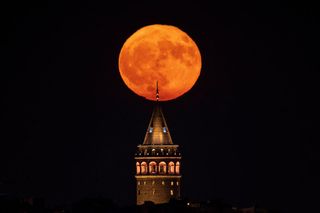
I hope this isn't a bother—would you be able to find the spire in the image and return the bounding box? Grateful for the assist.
[156,80,159,101]
[142,82,173,145]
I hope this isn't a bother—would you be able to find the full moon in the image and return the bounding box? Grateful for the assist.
[118,24,201,101]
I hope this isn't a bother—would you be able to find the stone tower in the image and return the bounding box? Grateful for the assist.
[134,101,181,205]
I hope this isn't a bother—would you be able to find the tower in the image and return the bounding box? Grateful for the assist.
[134,87,181,205]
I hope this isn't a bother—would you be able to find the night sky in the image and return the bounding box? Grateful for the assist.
[2,1,319,212]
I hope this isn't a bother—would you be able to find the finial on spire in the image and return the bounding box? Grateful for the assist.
[156,81,159,101]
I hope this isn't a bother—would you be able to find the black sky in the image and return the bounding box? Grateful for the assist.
[1,1,320,212]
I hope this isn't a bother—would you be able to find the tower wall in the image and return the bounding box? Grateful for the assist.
[135,145,182,205]
[136,177,181,205]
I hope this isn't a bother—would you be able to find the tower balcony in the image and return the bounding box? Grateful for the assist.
[135,144,181,157]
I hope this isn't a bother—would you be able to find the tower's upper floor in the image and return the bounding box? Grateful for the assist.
[135,104,181,176]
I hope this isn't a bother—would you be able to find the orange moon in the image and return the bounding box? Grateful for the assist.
[118,24,201,101]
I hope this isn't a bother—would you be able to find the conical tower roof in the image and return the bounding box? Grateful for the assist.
[142,104,173,145]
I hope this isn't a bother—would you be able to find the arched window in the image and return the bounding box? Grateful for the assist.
[136,162,141,174]
[149,161,157,174]
[175,161,180,174]
[168,162,175,174]
[159,162,166,174]
[141,162,147,174]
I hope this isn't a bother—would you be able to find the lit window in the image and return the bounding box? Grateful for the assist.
[144,181,146,185]
[176,181,179,186]
[159,162,167,174]
[152,181,155,185]
[149,161,157,174]
[152,148,155,152]
[168,162,175,174]
[149,127,153,133]
[170,190,174,196]
[162,181,165,185]
[136,162,141,174]
[141,162,147,174]
[171,181,174,186]
[163,127,167,133]
[138,181,140,185]
[175,162,180,174]
[153,189,155,195]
